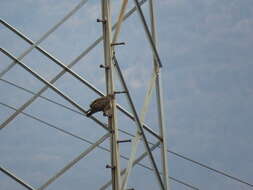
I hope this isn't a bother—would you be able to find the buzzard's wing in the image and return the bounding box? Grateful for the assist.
[90,96,109,109]
[90,97,103,107]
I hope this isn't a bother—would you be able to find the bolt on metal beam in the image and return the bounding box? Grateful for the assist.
[99,141,160,190]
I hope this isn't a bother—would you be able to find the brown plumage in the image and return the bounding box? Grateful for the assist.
[86,94,114,117]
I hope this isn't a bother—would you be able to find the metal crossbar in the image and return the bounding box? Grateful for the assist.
[0,48,109,132]
[0,3,161,141]
[0,0,89,78]
[0,166,36,190]
[0,101,199,189]
[37,133,111,190]
[0,0,169,189]
[113,56,165,190]
[119,65,157,189]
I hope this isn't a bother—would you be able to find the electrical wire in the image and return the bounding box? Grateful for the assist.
[0,101,199,190]
[1,78,252,188]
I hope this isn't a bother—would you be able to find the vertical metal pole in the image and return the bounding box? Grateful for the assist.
[101,1,121,189]
[149,0,171,189]
[113,57,165,190]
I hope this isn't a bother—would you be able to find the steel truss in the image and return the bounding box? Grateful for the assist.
[0,0,172,189]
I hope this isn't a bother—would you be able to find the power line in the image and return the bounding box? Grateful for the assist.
[0,101,199,190]
[168,150,253,188]
[1,79,253,188]
[0,78,83,116]
[0,78,137,140]
[1,78,253,188]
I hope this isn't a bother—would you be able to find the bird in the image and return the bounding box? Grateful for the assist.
[86,94,114,117]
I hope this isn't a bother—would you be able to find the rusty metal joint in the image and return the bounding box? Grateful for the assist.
[106,164,116,169]
[114,91,127,94]
[96,18,107,23]
[110,129,115,134]
[111,42,125,46]
[99,64,110,69]
[117,139,131,143]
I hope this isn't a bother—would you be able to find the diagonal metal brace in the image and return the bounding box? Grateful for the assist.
[112,56,165,190]
[0,166,36,190]
[132,0,163,68]
[0,48,109,132]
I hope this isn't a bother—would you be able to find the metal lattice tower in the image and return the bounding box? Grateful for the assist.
[2,1,253,189]
[0,0,171,189]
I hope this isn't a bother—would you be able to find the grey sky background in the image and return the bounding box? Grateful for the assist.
[0,0,253,189]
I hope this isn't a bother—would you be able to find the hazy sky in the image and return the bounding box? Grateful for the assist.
[1,0,253,189]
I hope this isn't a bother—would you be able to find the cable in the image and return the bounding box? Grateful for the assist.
[0,78,83,116]
[0,101,199,190]
[167,150,253,188]
[1,78,253,188]
[0,78,135,139]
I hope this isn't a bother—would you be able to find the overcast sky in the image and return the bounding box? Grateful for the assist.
[1,0,253,189]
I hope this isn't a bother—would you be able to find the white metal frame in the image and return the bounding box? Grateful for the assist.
[149,0,170,188]
[2,1,252,189]
[0,0,171,190]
